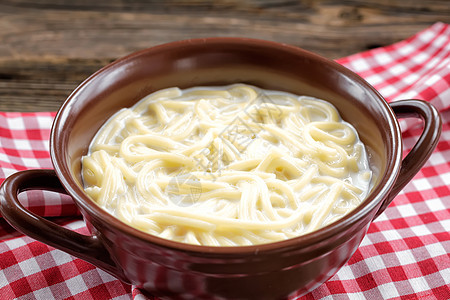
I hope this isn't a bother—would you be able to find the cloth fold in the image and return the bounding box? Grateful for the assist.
[1,23,449,299]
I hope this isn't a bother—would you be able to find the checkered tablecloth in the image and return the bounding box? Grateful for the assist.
[1,22,449,300]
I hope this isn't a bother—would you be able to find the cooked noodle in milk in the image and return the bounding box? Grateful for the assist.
[81,84,372,246]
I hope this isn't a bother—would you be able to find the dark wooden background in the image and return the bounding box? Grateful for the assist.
[1,0,449,112]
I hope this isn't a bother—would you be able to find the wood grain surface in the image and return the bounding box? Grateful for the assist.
[1,0,449,111]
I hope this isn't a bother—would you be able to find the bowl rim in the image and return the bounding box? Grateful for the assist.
[51,37,402,255]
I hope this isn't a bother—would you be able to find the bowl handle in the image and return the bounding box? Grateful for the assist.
[0,169,128,283]
[374,99,442,219]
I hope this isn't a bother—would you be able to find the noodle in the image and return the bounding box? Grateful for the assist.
[82,84,372,246]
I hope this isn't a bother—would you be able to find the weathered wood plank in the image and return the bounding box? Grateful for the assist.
[0,0,448,111]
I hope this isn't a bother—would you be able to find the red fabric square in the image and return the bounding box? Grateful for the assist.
[9,277,33,298]
[0,249,18,269]
[355,273,378,292]
[387,265,409,282]
[325,280,347,294]
[417,258,439,277]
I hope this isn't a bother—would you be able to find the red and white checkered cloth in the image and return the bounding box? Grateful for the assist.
[1,22,449,299]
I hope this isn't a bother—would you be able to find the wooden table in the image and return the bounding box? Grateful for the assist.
[1,0,449,112]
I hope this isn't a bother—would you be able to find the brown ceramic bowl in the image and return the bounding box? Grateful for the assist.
[0,38,441,299]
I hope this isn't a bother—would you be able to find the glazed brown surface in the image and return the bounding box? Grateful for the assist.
[0,0,448,111]
[0,38,441,299]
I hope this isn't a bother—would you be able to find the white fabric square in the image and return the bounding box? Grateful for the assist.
[438,219,450,232]
[65,275,89,296]
[382,228,404,242]
[379,85,397,98]
[425,198,446,212]
[111,295,135,300]
[433,35,448,49]
[359,236,372,247]
[418,30,435,43]
[439,172,450,186]
[365,74,384,86]
[64,220,86,230]
[390,64,408,76]
[374,212,389,222]
[50,249,74,266]
[0,270,9,289]
[4,238,27,250]
[365,255,386,273]
[410,224,431,237]
[409,276,431,294]
[21,157,41,168]
[350,58,371,72]
[411,52,428,64]
[98,268,119,283]
[378,281,400,299]
[375,52,394,65]
[397,90,418,100]
[332,264,355,280]
[0,152,11,163]
[132,295,149,300]
[430,151,449,166]
[433,88,450,111]
[33,287,55,300]
[424,242,447,258]
[342,292,365,299]
[403,73,421,85]
[6,117,25,130]
[36,116,54,129]
[396,203,417,218]
[441,268,450,285]
[13,139,32,151]
[425,73,443,87]
[396,249,416,265]
[398,44,415,56]
[18,258,41,277]
[427,57,444,72]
